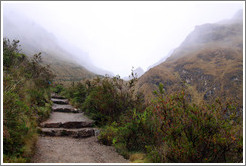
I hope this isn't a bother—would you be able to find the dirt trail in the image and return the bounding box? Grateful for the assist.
[32,137,128,163]
[31,94,128,163]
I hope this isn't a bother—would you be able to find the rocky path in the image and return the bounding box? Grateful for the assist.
[31,93,128,163]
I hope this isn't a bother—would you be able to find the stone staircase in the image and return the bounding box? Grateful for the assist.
[39,93,99,138]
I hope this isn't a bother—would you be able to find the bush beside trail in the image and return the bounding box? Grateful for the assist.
[58,72,242,163]
[3,38,55,162]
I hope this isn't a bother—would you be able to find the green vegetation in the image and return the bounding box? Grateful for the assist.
[60,72,145,126]
[4,38,242,163]
[3,38,54,162]
[58,71,242,163]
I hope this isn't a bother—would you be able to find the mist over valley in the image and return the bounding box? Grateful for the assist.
[2,1,244,163]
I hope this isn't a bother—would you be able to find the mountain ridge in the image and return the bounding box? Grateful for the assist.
[136,10,243,106]
[3,9,113,82]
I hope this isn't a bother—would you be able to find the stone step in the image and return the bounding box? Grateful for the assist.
[40,112,94,128]
[51,98,69,105]
[51,93,66,99]
[52,104,80,113]
[40,121,94,128]
[39,128,95,138]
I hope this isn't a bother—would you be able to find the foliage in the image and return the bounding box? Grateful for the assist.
[65,82,87,107]
[64,73,145,126]
[53,63,242,163]
[146,83,243,162]
[54,52,242,163]
[115,109,157,152]
[3,38,54,162]
[3,39,23,68]
[53,84,64,94]
[97,83,242,163]
[98,122,118,146]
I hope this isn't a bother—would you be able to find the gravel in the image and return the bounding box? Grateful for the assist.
[31,136,128,163]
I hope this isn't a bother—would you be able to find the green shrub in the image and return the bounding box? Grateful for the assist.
[97,83,243,163]
[115,109,157,152]
[3,39,23,68]
[3,38,54,162]
[28,89,46,106]
[3,91,30,156]
[81,75,144,126]
[145,83,243,163]
[69,83,87,107]
[36,105,51,123]
[53,84,64,94]
[3,155,27,163]
[114,143,130,159]
[98,122,118,146]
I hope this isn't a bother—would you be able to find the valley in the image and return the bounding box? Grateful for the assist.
[2,3,244,164]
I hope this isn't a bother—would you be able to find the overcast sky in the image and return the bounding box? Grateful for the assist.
[2,1,244,77]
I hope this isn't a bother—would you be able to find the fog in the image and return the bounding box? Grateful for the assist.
[2,1,244,77]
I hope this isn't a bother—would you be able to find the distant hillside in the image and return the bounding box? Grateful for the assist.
[40,54,96,83]
[137,10,243,106]
[3,9,111,83]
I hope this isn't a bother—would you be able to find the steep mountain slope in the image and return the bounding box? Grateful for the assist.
[3,9,111,83]
[41,55,96,83]
[137,10,243,106]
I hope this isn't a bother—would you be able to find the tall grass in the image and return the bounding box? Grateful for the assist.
[3,38,54,162]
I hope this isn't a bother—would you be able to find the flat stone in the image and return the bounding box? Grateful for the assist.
[61,121,94,128]
[52,104,80,113]
[40,128,95,138]
[40,121,93,129]
[40,122,62,128]
[41,129,56,136]
[42,112,93,123]
[40,112,94,129]
[52,108,79,113]
[51,98,69,105]
[76,129,95,138]
[51,93,66,99]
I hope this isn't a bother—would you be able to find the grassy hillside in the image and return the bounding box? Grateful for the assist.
[3,11,99,85]
[137,12,243,107]
[40,54,96,85]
